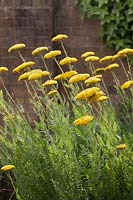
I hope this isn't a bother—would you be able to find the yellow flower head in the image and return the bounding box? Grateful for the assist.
[0,67,8,72]
[121,80,133,90]
[99,55,114,63]
[73,115,94,126]
[87,90,105,103]
[1,165,15,171]
[47,89,58,95]
[75,87,100,100]
[60,70,78,79]
[8,43,26,53]
[44,50,61,59]
[54,74,62,80]
[18,72,31,81]
[41,71,50,76]
[85,76,101,85]
[96,95,108,102]
[117,48,133,56]
[105,63,119,71]
[27,70,50,80]
[13,61,35,73]
[85,56,100,62]
[95,91,105,99]
[18,69,50,81]
[54,71,78,80]
[59,56,78,65]
[42,80,57,87]
[81,51,95,58]
[28,72,42,80]
[112,54,127,60]
[32,47,48,56]
[94,67,105,75]
[52,34,68,42]
[69,73,90,83]
[95,75,102,78]
[116,144,127,150]
[30,69,44,74]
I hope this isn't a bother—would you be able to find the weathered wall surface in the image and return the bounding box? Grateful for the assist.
[0,0,53,118]
[0,0,125,113]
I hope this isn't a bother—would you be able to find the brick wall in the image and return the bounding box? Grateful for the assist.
[53,0,126,88]
[0,0,53,120]
[0,0,126,114]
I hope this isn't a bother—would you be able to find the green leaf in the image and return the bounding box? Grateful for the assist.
[75,0,133,50]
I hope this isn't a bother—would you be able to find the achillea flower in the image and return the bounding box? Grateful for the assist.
[85,76,101,85]
[52,34,68,42]
[96,95,108,102]
[1,165,15,171]
[60,70,78,79]
[18,72,31,81]
[81,51,95,58]
[95,75,102,78]
[87,91,105,103]
[99,56,114,63]
[121,80,133,90]
[18,69,50,81]
[85,56,100,62]
[28,72,42,80]
[75,87,100,100]
[95,91,105,99]
[112,54,127,60]
[44,50,61,59]
[54,71,78,80]
[105,63,119,71]
[8,43,26,53]
[42,80,57,87]
[73,115,94,126]
[30,69,44,74]
[117,48,133,56]
[47,89,58,95]
[54,74,62,80]
[69,73,90,83]
[59,56,78,65]
[41,71,50,76]
[32,47,48,55]
[0,67,8,72]
[116,144,127,150]
[27,70,50,80]
[94,67,105,75]
[13,61,35,73]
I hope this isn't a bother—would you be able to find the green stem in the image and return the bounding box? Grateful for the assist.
[17,51,41,102]
[18,51,25,62]
[54,57,64,73]
[126,57,132,79]
[101,78,113,109]
[88,61,94,74]
[40,54,52,80]
[7,173,21,200]
[40,55,49,72]
[112,71,131,123]
[120,60,130,80]
[0,76,14,103]
[60,41,68,57]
